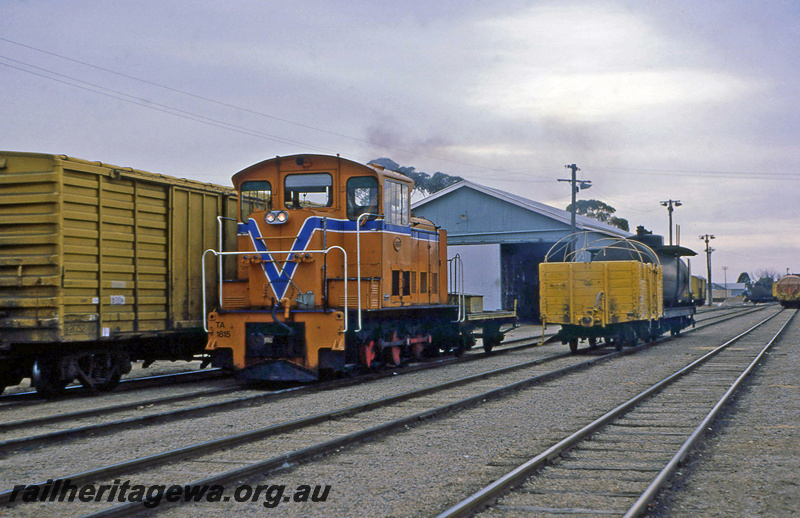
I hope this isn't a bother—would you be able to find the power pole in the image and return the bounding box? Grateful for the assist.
[700,234,715,305]
[660,199,682,246]
[558,164,591,236]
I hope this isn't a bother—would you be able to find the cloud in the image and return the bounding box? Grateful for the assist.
[466,5,758,123]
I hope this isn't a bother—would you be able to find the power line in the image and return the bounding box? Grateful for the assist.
[0,37,547,179]
[3,37,797,185]
[589,165,800,180]
[0,59,342,153]
[0,36,369,144]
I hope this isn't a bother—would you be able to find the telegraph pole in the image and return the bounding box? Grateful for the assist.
[660,199,682,245]
[700,234,715,305]
[558,164,591,236]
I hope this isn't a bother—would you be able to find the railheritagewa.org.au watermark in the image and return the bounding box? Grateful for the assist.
[10,479,332,509]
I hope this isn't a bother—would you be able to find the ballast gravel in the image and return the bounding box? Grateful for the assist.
[148,309,793,518]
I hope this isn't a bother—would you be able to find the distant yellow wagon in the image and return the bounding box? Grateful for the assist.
[690,275,707,306]
[774,274,800,308]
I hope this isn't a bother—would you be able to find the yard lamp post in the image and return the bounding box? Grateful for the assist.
[700,234,715,305]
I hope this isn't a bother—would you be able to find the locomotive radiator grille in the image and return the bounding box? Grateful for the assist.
[244,322,306,359]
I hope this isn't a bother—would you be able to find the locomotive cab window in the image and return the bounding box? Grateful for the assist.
[346,176,379,221]
[240,181,272,220]
[284,173,333,209]
[384,180,409,226]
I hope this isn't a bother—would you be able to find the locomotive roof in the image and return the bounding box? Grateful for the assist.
[231,154,414,187]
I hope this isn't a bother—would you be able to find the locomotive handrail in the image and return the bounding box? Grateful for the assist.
[216,216,239,306]
[356,212,384,332]
[448,254,466,323]
[202,247,348,333]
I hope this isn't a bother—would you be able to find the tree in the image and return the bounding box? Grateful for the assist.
[369,158,463,196]
[565,199,630,231]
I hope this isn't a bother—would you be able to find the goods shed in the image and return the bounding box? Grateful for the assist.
[411,180,628,321]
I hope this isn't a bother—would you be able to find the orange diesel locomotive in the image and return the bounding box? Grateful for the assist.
[204,154,515,381]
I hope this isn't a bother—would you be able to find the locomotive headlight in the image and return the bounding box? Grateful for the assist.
[265,211,289,224]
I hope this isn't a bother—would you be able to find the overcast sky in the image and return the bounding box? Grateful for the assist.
[2,1,799,284]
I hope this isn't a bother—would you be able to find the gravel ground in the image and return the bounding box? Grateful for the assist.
[2,342,595,517]
[0,378,244,426]
[148,309,783,518]
[649,310,800,517]
[0,342,571,486]
[4,307,788,517]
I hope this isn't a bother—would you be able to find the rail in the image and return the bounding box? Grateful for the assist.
[201,246,348,333]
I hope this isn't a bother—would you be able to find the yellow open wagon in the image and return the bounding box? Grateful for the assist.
[540,259,662,352]
[538,231,695,354]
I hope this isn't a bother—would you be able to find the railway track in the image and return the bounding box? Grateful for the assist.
[439,308,796,517]
[0,367,225,403]
[0,305,776,516]
[0,332,560,454]
[0,306,754,454]
[0,341,612,516]
[0,303,755,406]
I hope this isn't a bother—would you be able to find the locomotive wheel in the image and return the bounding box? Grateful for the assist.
[568,338,579,354]
[359,340,377,369]
[77,353,124,392]
[385,345,402,366]
[410,337,425,361]
[32,358,68,398]
[451,335,467,357]
[588,337,598,349]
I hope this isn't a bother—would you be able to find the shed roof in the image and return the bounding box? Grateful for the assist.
[412,179,628,237]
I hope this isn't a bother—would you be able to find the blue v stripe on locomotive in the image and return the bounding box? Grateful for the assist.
[245,218,292,299]
[244,216,378,300]
[244,215,440,300]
